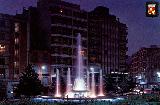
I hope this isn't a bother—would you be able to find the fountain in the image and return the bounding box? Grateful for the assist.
[65,33,89,98]
[66,68,72,93]
[87,70,90,91]
[55,69,61,97]
[55,33,104,98]
[73,33,86,91]
[91,68,96,98]
[98,69,104,96]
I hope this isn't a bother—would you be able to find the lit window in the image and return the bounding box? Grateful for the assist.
[14,62,16,67]
[14,62,19,67]
[0,45,5,49]
[0,44,5,53]
[60,9,63,13]
[15,23,20,32]
[80,50,85,56]
[15,38,19,44]
[14,50,18,55]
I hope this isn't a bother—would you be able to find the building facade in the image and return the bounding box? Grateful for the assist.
[0,0,129,97]
[0,13,14,99]
[14,7,50,87]
[0,14,13,80]
[30,50,51,86]
[88,6,128,74]
[130,45,160,87]
[37,0,88,81]
[11,14,28,80]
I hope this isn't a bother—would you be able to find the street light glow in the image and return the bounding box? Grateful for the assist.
[41,65,46,70]
[90,67,94,70]
[157,72,160,77]
[90,67,94,72]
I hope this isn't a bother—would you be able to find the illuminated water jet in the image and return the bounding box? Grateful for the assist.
[65,33,89,98]
[91,68,96,98]
[87,70,90,91]
[55,69,61,97]
[98,69,104,96]
[66,68,72,93]
[63,33,105,98]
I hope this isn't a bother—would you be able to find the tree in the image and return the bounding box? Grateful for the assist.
[152,85,160,94]
[118,75,136,94]
[104,74,136,95]
[104,75,116,94]
[15,65,43,97]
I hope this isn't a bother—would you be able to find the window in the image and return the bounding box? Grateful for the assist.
[0,68,5,78]
[51,26,72,35]
[0,20,5,27]
[0,44,6,53]
[15,23,20,32]
[0,33,5,40]
[31,53,38,62]
[0,58,5,65]
[15,38,19,44]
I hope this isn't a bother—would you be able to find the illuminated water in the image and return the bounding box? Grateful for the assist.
[66,33,89,98]
[55,69,61,97]
[73,33,87,91]
[91,69,96,98]
[87,70,90,91]
[66,68,72,93]
[57,33,104,98]
[98,69,104,96]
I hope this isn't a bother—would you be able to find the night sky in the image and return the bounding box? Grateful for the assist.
[0,0,160,55]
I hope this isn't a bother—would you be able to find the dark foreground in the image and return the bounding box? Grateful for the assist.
[1,94,160,105]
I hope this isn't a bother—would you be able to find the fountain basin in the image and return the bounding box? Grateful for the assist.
[66,90,90,98]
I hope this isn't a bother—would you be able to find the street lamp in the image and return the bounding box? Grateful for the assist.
[90,67,94,72]
[41,65,46,70]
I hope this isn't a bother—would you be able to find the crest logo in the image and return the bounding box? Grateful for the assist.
[146,2,159,17]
